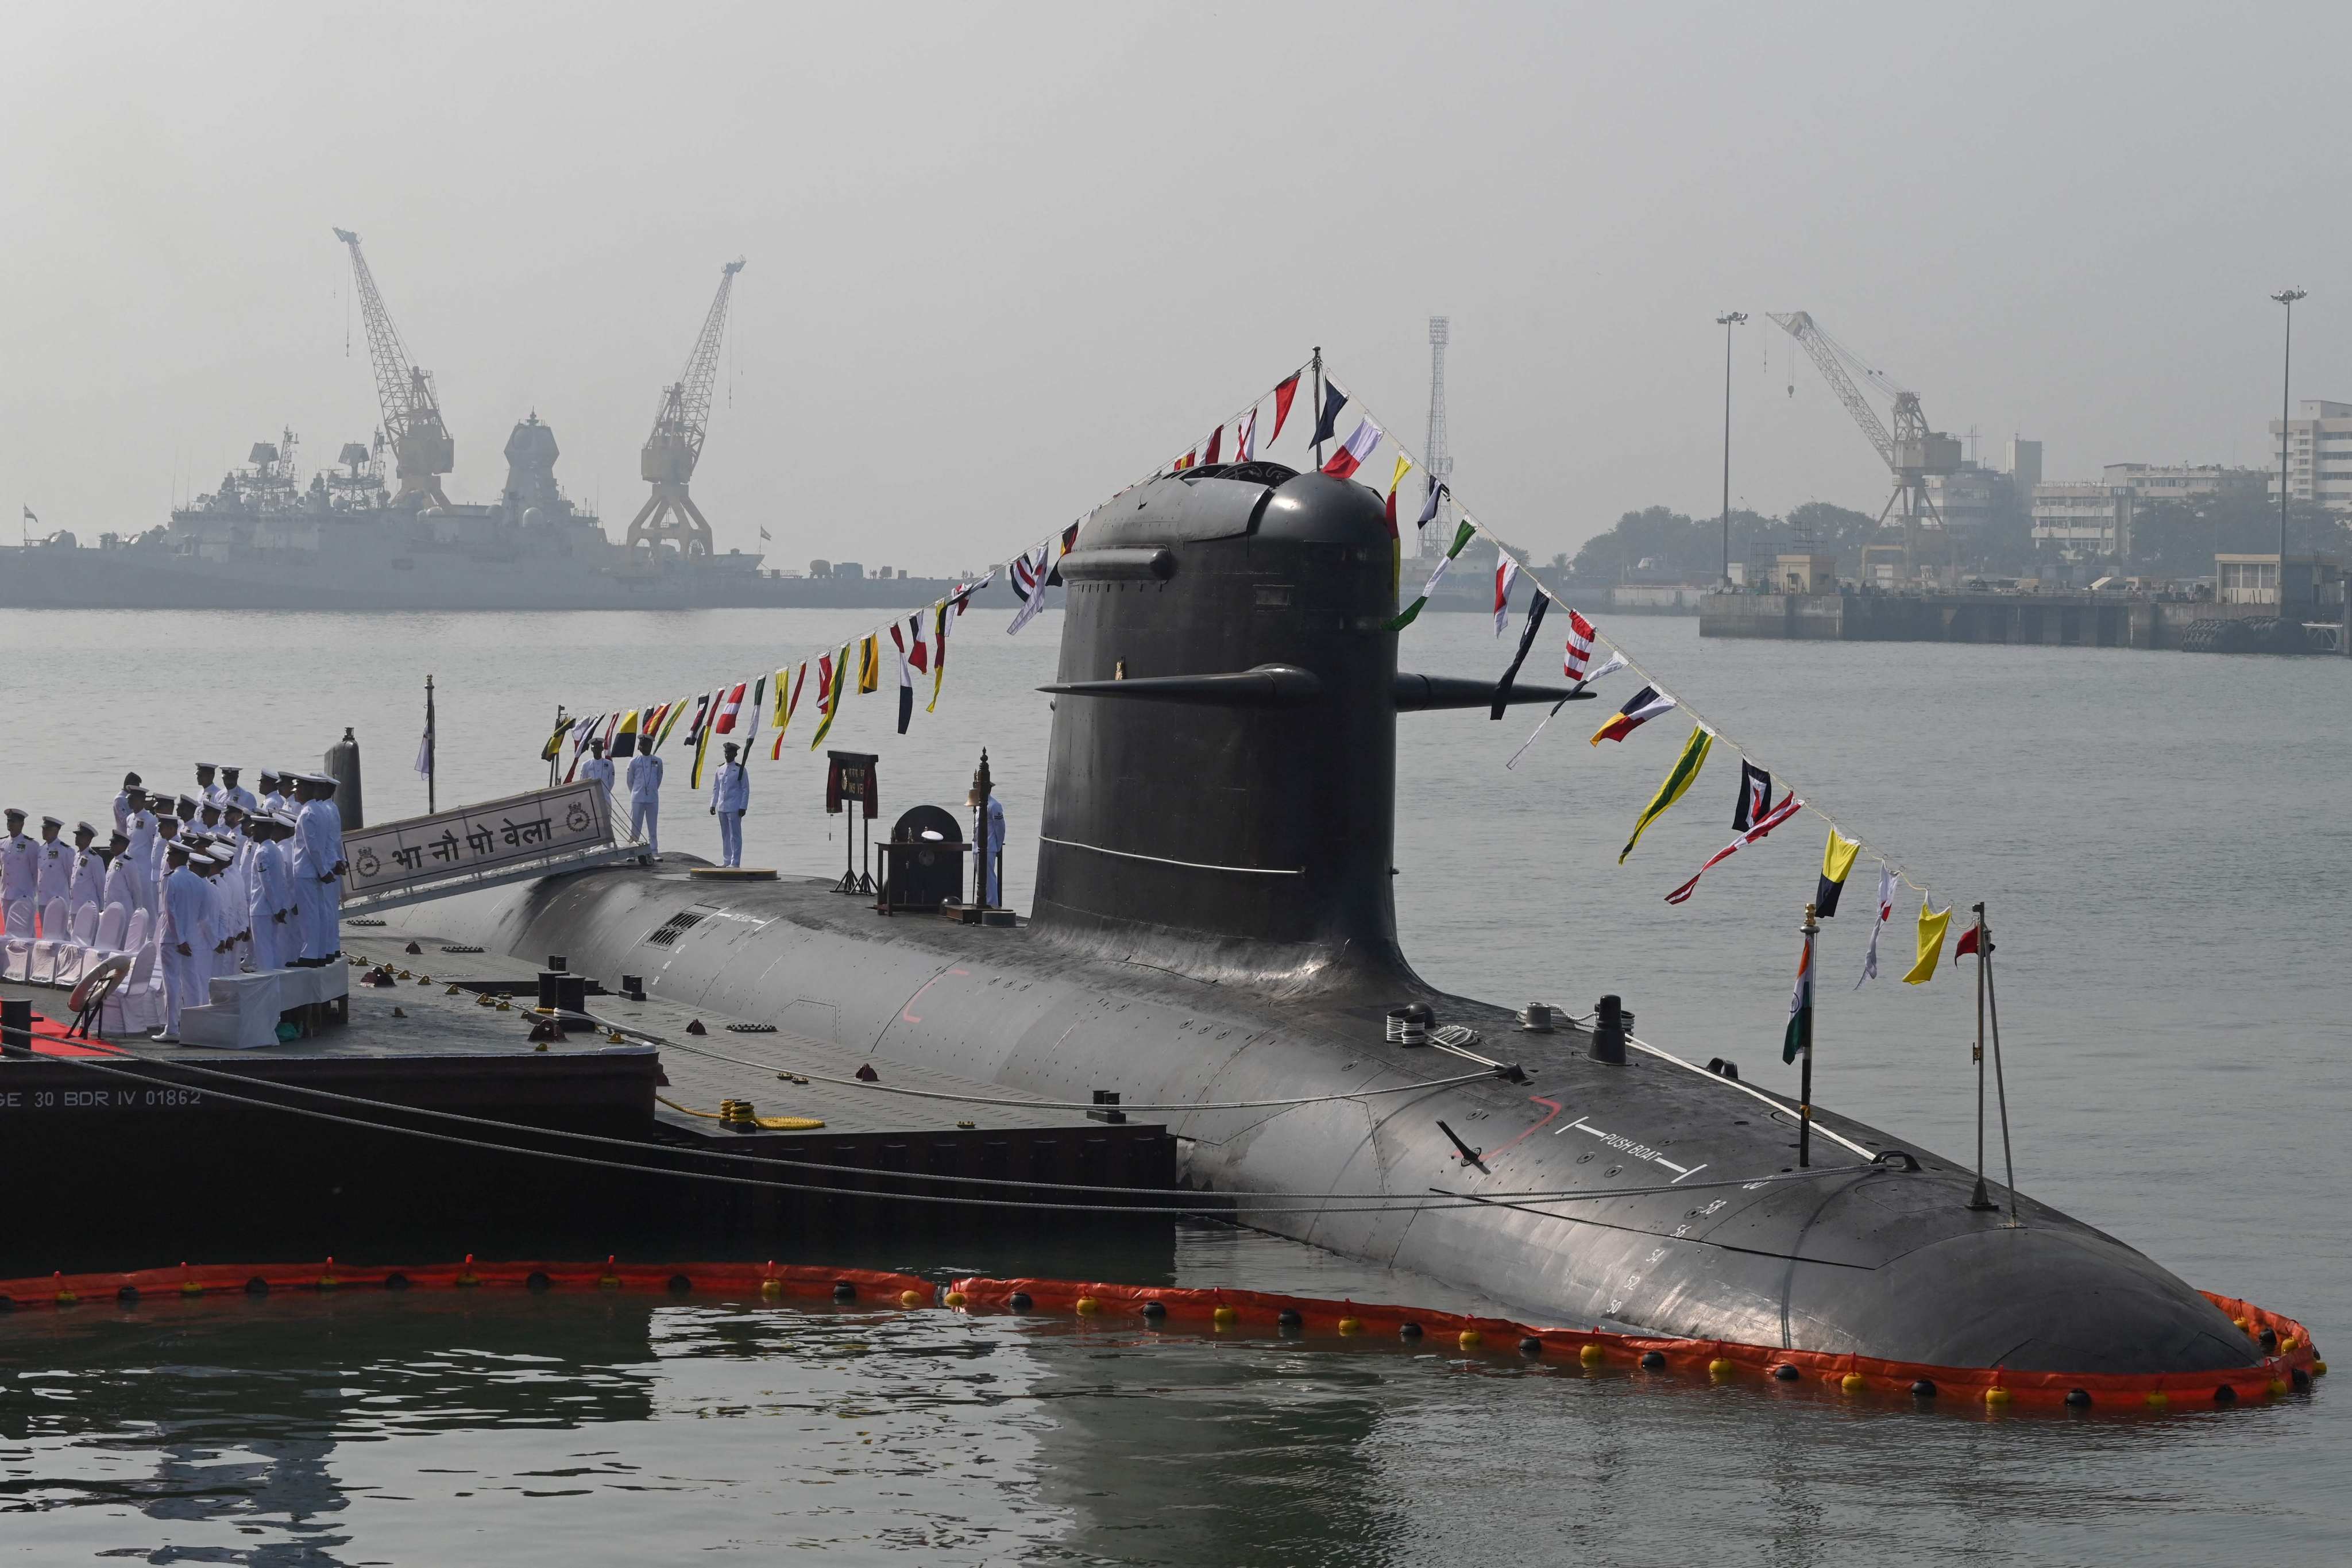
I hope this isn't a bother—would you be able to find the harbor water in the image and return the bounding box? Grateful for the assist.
[1,607,2345,1564]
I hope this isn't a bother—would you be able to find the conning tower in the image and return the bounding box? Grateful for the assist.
[1036,463,1563,989]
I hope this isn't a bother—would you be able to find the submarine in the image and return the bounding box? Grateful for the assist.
[415,460,2259,1376]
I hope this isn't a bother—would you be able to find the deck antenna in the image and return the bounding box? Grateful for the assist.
[1311,346,1324,469]
[1980,905,2021,1227]
[1966,902,1998,1211]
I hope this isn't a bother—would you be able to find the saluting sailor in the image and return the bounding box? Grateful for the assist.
[709,741,749,868]
[68,823,104,921]
[0,809,36,929]
[34,817,72,929]
[626,741,664,859]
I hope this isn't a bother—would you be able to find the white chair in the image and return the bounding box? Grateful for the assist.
[102,939,161,1038]
[28,898,75,986]
[120,907,149,955]
[0,901,30,982]
[48,903,102,987]
[59,903,124,988]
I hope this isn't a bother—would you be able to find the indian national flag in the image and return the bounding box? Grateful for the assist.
[1783,927,1814,1064]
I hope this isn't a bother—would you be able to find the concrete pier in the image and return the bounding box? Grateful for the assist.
[1700,590,2280,650]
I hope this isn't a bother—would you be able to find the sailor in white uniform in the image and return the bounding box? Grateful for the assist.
[150,809,186,912]
[292,775,346,965]
[34,817,72,930]
[219,766,258,817]
[580,739,615,806]
[0,809,36,930]
[124,793,159,912]
[626,745,665,858]
[709,742,749,867]
[249,816,295,972]
[68,824,105,922]
[102,833,138,920]
[195,763,223,813]
[156,844,207,1041]
[113,773,145,837]
[257,771,285,817]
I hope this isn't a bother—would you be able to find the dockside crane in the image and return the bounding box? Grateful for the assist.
[333,228,455,512]
[627,259,745,557]
[1768,310,1961,580]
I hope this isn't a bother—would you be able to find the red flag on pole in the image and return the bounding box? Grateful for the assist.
[1269,373,1301,443]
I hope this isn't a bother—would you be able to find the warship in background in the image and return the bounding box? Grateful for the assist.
[1,233,990,613]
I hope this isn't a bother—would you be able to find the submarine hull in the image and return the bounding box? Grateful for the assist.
[410,461,2257,1374]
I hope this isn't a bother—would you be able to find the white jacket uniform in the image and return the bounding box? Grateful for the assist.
[292,798,344,961]
[223,786,258,816]
[68,848,105,921]
[102,856,138,923]
[580,756,615,801]
[34,837,72,924]
[124,810,157,910]
[159,864,211,1036]
[626,752,664,854]
[249,839,293,971]
[0,832,36,915]
[709,760,749,867]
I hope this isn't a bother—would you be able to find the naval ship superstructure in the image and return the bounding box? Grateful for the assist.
[2,416,773,611]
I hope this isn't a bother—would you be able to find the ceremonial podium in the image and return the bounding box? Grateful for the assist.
[827,751,879,895]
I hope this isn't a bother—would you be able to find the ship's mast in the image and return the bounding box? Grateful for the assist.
[626,259,745,557]
[333,228,454,511]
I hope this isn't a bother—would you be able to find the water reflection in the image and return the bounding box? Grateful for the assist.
[0,1266,2336,1565]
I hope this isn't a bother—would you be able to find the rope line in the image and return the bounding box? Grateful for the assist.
[1342,369,1940,902]
[39,1047,1870,1212]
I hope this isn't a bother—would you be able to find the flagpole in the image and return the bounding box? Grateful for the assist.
[1967,901,1996,1211]
[1798,901,1817,1168]
[1982,905,2021,1227]
[425,674,437,814]
[548,704,565,789]
[1311,346,1325,469]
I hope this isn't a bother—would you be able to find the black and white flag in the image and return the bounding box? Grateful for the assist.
[1732,760,1772,832]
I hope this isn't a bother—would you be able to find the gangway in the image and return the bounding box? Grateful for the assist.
[338,782,646,917]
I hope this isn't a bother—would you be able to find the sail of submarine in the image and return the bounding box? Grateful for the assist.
[431,461,2258,1375]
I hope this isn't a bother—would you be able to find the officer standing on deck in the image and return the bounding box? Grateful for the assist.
[34,817,72,926]
[709,741,749,868]
[1,810,36,929]
[625,740,664,859]
[68,823,103,922]
[219,766,258,816]
[113,773,144,836]
[580,738,615,807]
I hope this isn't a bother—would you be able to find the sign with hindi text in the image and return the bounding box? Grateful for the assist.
[341,782,613,899]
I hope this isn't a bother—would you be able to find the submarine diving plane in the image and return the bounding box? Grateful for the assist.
[422,462,2261,1378]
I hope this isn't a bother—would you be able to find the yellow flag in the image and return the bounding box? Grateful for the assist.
[858,635,881,694]
[656,698,690,750]
[1619,725,1713,863]
[1387,455,1412,496]
[1820,828,1860,886]
[810,644,850,750]
[1902,898,1952,985]
[770,667,792,727]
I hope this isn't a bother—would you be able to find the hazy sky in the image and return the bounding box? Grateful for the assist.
[6,2,2349,569]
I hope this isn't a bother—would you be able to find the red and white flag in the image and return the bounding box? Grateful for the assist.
[1234,405,1257,462]
[886,623,916,733]
[1855,866,1899,988]
[1202,424,1222,465]
[1493,554,1520,635]
[1563,609,1598,681]
[713,682,746,735]
[1007,540,1054,635]
[1319,416,1382,480]
[1664,792,1804,905]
